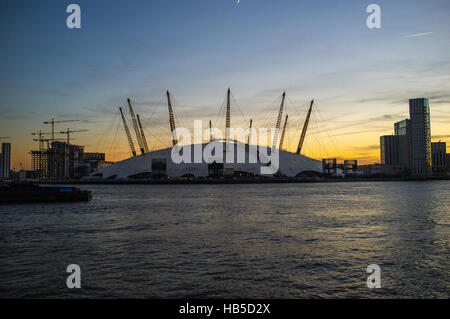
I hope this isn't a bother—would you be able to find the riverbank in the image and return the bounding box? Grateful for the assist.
[37,175,450,185]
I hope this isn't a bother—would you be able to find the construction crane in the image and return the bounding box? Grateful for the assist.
[119,107,137,157]
[247,119,253,145]
[127,98,145,155]
[59,128,88,144]
[279,115,288,151]
[31,131,52,151]
[296,100,314,155]
[32,132,44,151]
[272,92,285,150]
[136,114,149,153]
[166,90,178,146]
[33,138,65,150]
[43,118,80,141]
[33,137,65,150]
[32,138,44,151]
[225,88,231,142]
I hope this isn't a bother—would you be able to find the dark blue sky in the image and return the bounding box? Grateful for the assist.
[1,0,449,167]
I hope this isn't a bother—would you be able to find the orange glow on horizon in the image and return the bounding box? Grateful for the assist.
[7,104,450,171]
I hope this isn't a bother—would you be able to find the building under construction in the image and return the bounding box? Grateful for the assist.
[89,88,323,180]
[32,141,107,180]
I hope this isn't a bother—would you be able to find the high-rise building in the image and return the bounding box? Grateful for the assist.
[394,119,411,136]
[0,143,11,179]
[394,119,411,169]
[380,135,408,166]
[380,119,411,170]
[409,98,432,176]
[431,142,447,173]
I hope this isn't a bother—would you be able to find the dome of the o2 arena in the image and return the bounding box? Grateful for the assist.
[89,89,322,181]
[90,140,322,180]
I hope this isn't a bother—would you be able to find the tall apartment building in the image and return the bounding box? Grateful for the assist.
[0,143,11,179]
[380,135,408,166]
[394,119,411,136]
[409,98,432,176]
[380,119,410,169]
[431,142,447,173]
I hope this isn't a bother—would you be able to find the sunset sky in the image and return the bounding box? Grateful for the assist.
[1,0,449,170]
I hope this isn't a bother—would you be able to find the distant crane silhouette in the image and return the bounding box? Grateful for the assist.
[43,118,80,141]
[59,128,88,144]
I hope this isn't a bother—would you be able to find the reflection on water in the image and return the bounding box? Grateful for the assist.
[0,181,448,298]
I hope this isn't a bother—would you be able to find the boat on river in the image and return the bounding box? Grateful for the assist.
[0,182,92,204]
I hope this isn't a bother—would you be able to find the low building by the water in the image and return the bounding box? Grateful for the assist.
[359,164,409,177]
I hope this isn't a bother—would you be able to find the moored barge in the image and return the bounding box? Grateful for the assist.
[0,182,92,204]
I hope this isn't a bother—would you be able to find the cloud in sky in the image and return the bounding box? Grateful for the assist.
[432,135,450,140]
[403,32,433,38]
[332,128,391,137]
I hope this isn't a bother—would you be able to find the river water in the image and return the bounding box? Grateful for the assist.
[0,181,448,298]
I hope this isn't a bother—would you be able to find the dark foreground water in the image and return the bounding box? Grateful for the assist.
[0,181,449,298]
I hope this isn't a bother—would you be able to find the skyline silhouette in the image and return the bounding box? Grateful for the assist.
[1,0,449,169]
